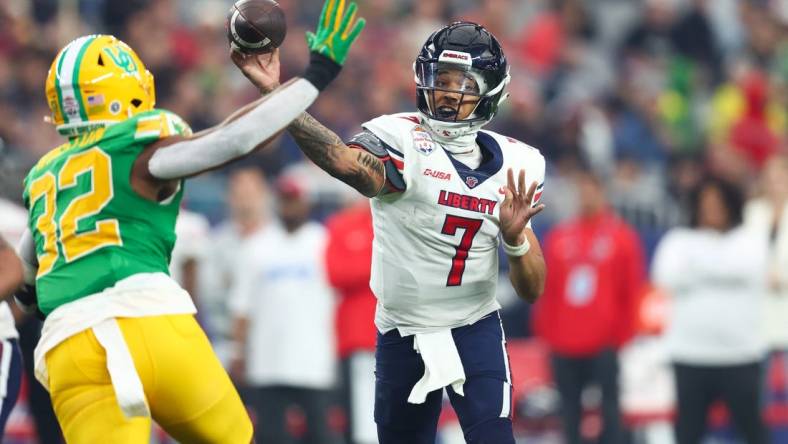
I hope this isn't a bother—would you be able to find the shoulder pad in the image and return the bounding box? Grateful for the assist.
[347,130,389,158]
[133,109,192,142]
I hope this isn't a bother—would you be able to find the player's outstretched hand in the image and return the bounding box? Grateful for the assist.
[499,168,545,247]
[306,0,365,66]
[231,48,281,94]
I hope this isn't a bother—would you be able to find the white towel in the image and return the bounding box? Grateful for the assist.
[407,330,466,404]
[92,319,151,418]
[33,272,196,394]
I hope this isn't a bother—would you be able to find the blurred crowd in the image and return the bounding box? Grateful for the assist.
[0,0,784,231]
[0,0,787,443]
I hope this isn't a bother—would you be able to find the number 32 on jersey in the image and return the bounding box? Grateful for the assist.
[28,147,122,277]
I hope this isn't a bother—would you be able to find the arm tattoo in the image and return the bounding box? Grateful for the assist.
[353,150,386,195]
[287,113,344,169]
[288,112,384,197]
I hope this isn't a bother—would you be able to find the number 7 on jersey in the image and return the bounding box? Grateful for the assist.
[441,215,483,286]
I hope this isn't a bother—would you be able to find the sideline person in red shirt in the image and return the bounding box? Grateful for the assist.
[533,168,646,444]
[324,199,377,444]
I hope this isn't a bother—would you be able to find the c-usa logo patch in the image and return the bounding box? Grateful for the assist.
[412,126,436,156]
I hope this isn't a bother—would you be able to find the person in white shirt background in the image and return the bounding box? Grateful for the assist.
[229,172,340,444]
[652,176,768,444]
[744,154,788,438]
[202,168,271,367]
[170,209,211,306]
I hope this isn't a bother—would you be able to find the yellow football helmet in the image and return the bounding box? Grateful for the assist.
[45,34,155,137]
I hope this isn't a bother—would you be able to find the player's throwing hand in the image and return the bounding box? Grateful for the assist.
[499,168,545,246]
[233,0,365,94]
[231,48,281,94]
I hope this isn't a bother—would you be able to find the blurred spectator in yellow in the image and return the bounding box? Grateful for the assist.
[727,70,783,171]
[709,65,786,152]
[655,57,702,155]
[653,177,768,444]
[534,168,646,444]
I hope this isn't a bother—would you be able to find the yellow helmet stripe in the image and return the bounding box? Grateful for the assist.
[55,35,96,125]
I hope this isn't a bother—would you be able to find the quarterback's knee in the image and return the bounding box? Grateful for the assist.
[464,417,515,444]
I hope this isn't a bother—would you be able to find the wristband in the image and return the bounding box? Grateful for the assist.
[303,52,342,91]
[502,237,531,257]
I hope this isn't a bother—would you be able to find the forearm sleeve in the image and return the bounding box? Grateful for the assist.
[148,78,319,179]
[16,229,37,285]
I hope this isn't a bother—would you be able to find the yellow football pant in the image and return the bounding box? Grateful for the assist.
[45,314,253,444]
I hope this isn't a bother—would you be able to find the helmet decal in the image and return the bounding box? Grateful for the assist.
[109,100,122,115]
[102,46,139,75]
[438,50,472,66]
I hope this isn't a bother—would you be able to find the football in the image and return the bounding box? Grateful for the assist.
[226,0,286,54]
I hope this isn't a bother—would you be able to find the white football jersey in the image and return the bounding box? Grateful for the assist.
[350,113,545,334]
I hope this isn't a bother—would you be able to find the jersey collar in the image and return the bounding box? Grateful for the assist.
[444,131,503,190]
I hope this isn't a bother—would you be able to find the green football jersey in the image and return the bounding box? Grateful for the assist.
[23,109,192,314]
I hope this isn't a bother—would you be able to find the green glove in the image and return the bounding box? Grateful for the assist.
[306,0,366,66]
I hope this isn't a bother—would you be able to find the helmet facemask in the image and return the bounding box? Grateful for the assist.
[416,63,485,123]
[414,59,510,150]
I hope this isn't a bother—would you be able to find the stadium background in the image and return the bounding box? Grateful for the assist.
[0,0,786,442]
